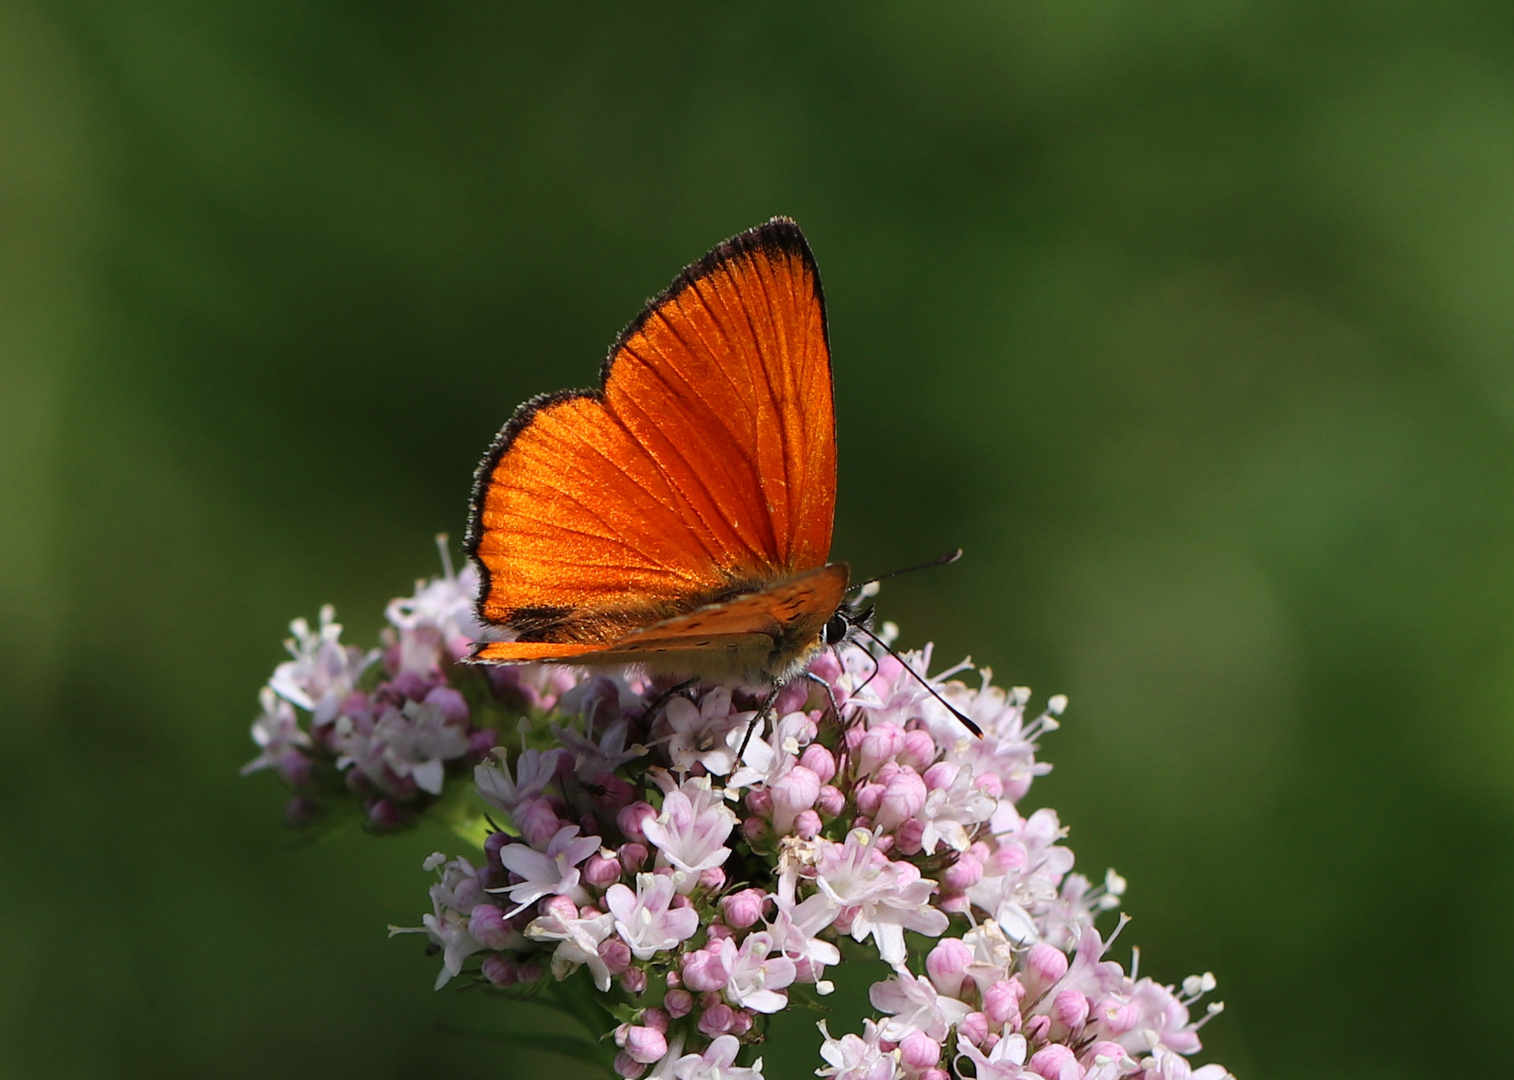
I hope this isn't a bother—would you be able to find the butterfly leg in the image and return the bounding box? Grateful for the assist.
[735,684,782,762]
[803,669,846,729]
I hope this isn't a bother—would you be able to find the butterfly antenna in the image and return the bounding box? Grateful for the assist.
[855,548,963,593]
[849,620,983,738]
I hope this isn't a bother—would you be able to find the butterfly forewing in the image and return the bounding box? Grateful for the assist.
[468,219,836,651]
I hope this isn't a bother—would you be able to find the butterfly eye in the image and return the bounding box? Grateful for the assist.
[823,612,850,646]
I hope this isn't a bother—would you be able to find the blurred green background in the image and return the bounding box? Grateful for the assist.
[4,2,1513,1077]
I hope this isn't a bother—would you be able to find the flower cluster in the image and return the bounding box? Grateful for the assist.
[247,544,1234,1080]
[242,538,568,831]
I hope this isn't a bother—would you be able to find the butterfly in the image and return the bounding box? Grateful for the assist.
[465,218,852,689]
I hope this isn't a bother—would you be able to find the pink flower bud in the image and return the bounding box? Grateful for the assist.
[517,958,545,983]
[771,766,822,832]
[854,783,885,817]
[873,833,895,854]
[617,802,657,843]
[877,768,928,831]
[423,685,470,724]
[1085,1042,1131,1071]
[922,761,959,791]
[622,1025,667,1064]
[1028,1043,1080,1080]
[918,1070,951,1080]
[721,888,767,929]
[899,1032,941,1071]
[1025,943,1069,986]
[775,681,809,716]
[513,798,562,849]
[899,729,938,771]
[844,724,866,752]
[728,1009,754,1035]
[925,937,973,997]
[584,853,622,887]
[664,989,693,1018]
[816,784,846,817]
[365,797,406,830]
[641,1008,667,1034]
[698,1003,735,1037]
[745,787,774,815]
[741,817,767,842]
[894,818,924,855]
[799,744,837,783]
[794,809,822,839]
[468,904,514,950]
[943,854,983,890]
[540,894,578,921]
[698,867,726,891]
[1052,989,1089,1031]
[599,937,632,975]
[859,723,906,775]
[809,650,842,682]
[983,979,1025,1027]
[484,830,513,863]
[619,842,649,873]
[976,772,1004,799]
[614,1051,646,1079]
[481,953,518,986]
[958,1012,989,1047]
[621,966,647,994]
[681,947,730,992]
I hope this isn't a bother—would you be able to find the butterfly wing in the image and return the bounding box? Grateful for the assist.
[472,564,849,681]
[467,218,836,650]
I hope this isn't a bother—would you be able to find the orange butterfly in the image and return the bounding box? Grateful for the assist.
[465,218,850,688]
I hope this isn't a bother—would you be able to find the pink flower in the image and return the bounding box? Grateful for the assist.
[606,873,700,959]
[668,1035,763,1080]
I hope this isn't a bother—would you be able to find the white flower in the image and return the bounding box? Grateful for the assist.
[670,1035,763,1080]
[953,1031,1032,1080]
[642,773,737,889]
[269,605,376,723]
[525,908,615,991]
[814,829,949,964]
[241,686,309,776]
[815,1020,899,1080]
[475,747,568,813]
[869,968,971,1042]
[717,930,797,1013]
[605,873,700,959]
[916,762,996,854]
[495,824,600,917]
[664,688,754,775]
